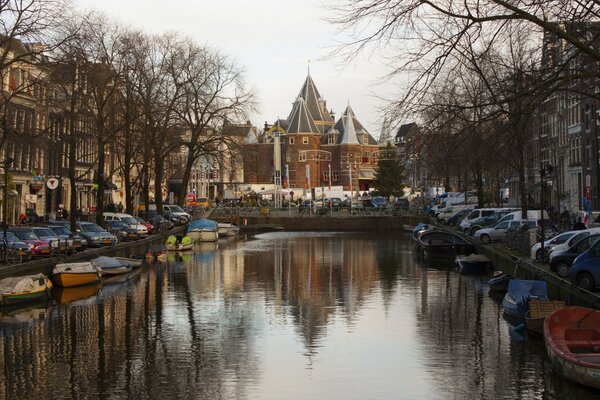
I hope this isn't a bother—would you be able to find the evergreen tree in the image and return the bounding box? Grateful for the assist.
[374,144,404,197]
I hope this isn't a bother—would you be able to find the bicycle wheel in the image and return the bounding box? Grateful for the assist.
[5,248,22,265]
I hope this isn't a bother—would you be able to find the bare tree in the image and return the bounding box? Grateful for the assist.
[172,41,255,205]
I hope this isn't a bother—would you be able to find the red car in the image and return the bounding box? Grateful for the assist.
[8,228,52,257]
[135,217,154,234]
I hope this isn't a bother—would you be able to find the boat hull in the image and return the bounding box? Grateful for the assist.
[489,273,512,292]
[187,230,218,242]
[166,243,193,251]
[52,272,100,288]
[99,266,133,276]
[545,306,600,389]
[456,256,489,275]
[0,289,49,306]
[113,257,143,267]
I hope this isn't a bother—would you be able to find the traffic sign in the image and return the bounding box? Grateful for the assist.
[46,177,60,190]
[186,192,196,203]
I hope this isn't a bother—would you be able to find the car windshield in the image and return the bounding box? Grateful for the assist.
[11,230,39,240]
[121,217,137,224]
[5,232,19,242]
[82,224,104,233]
[34,228,58,237]
[50,226,71,235]
[168,205,184,212]
[109,221,128,228]
[135,217,146,223]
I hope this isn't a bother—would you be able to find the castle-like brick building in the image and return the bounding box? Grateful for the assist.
[243,73,380,194]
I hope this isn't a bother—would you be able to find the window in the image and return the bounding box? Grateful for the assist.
[302,137,309,144]
[299,152,307,162]
[328,134,336,144]
[481,211,495,217]
[289,137,295,145]
[496,222,509,229]
[323,170,330,182]
[332,170,339,181]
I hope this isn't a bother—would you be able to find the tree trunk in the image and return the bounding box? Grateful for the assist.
[154,152,164,215]
[474,161,484,208]
[178,149,195,206]
[95,123,105,227]
[518,155,528,219]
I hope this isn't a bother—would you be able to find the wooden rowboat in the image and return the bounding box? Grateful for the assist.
[52,262,101,287]
[544,306,600,389]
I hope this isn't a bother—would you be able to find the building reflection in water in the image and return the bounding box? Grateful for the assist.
[0,232,598,399]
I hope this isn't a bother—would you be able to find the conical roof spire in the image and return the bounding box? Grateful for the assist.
[297,74,334,122]
[286,97,319,134]
[333,104,372,145]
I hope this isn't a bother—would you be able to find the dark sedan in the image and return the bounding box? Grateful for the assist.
[46,225,88,252]
[0,232,32,262]
[77,222,118,247]
[8,228,51,257]
[105,220,139,242]
[550,234,600,277]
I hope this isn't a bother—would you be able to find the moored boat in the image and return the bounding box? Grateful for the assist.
[545,306,600,389]
[113,256,144,267]
[0,274,52,306]
[502,279,548,319]
[165,235,194,251]
[456,254,490,275]
[187,219,218,242]
[53,283,100,305]
[525,299,565,336]
[417,230,475,259]
[52,262,101,287]
[92,256,133,276]
[218,222,239,237]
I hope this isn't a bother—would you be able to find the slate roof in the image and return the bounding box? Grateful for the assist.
[286,97,319,134]
[327,104,377,145]
[395,123,417,141]
[297,74,334,122]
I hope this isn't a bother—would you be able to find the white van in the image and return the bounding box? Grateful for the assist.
[437,205,473,224]
[459,208,516,233]
[104,212,148,237]
[498,210,550,223]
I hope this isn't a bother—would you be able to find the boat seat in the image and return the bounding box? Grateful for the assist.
[565,328,600,341]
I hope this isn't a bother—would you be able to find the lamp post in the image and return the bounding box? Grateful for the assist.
[539,163,554,261]
[2,158,14,241]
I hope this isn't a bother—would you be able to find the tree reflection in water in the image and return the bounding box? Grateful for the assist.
[0,232,598,399]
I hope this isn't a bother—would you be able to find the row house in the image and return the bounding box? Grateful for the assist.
[242,73,379,197]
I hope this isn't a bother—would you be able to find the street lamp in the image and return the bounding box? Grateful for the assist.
[2,158,14,241]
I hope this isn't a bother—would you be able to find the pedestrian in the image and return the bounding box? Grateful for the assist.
[116,201,123,212]
[573,217,586,230]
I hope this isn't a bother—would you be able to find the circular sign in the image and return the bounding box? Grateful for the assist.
[186,192,196,203]
[46,177,60,190]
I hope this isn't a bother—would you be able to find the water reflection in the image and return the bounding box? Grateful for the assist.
[0,232,597,399]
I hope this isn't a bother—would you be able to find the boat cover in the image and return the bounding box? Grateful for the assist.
[92,256,128,270]
[0,273,46,295]
[187,219,217,233]
[181,236,193,245]
[166,235,177,245]
[461,254,490,262]
[506,279,548,302]
[53,262,97,275]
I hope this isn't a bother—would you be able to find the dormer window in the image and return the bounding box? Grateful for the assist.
[328,133,336,144]
[363,134,368,143]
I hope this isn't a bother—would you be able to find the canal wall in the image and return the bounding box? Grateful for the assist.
[0,226,185,279]
[215,214,427,231]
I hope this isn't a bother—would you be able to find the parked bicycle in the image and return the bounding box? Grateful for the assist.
[1,234,23,265]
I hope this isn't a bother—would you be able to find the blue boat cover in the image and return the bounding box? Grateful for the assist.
[506,279,548,302]
[93,256,128,269]
[187,219,217,233]
[412,223,429,234]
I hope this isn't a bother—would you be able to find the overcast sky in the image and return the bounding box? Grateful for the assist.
[74,0,392,138]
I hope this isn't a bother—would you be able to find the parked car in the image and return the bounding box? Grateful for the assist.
[569,237,600,291]
[474,220,531,243]
[77,222,118,247]
[445,209,472,226]
[31,226,73,254]
[46,224,88,252]
[371,196,387,209]
[8,227,51,257]
[0,232,32,262]
[550,234,600,277]
[547,228,600,257]
[164,211,188,226]
[104,212,148,237]
[530,230,578,262]
[160,205,191,222]
[105,220,139,242]
[460,208,516,233]
[134,217,154,234]
[467,211,514,235]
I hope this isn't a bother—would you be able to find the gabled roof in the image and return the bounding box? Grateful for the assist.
[286,97,319,134]
[297,74,334,122]
[330,104,375,145]
[395,123,417,140]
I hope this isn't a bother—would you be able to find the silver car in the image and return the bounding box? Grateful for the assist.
[474,220,531,244]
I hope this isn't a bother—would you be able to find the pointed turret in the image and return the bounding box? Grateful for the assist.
[286,97,319,134]
[297,74,334,123]
[332,104,373,144]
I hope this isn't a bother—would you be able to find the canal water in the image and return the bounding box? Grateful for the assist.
[0,232,599,399]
